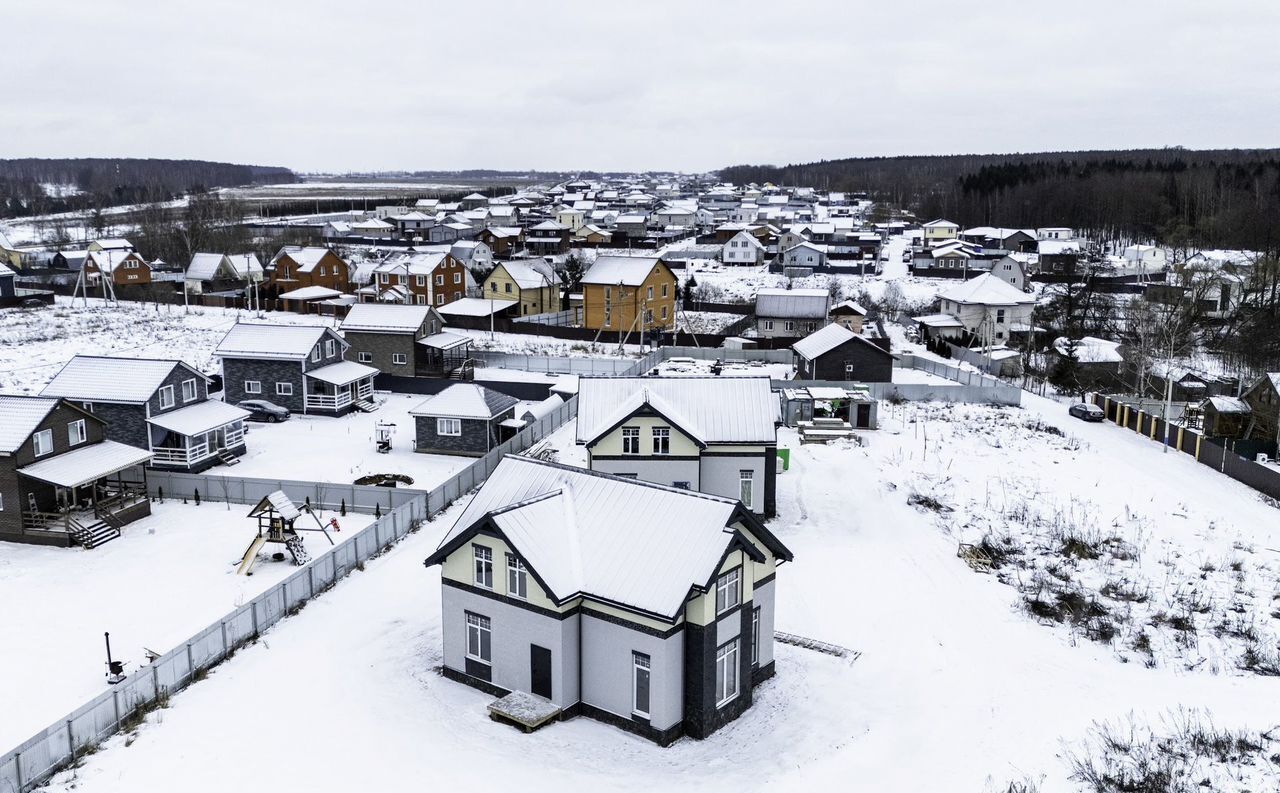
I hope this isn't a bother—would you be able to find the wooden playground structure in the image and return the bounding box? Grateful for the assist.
[238,490,338,575]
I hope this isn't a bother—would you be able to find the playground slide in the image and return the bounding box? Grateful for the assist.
[236,535,267,576]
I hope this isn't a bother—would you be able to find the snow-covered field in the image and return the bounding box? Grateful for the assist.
[0,501,372,748]
[654,355,794,380]
[40,398,1280,792]
[0,299,336,393]
[222,393,473,488]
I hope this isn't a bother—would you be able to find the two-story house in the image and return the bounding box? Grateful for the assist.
[478,226,523,257]
[525,221,571,255]
[340,303,471,377]
[914,272,1036,343]
[422,455,794,745]
[40,356,249,471]
[575,376,779,517]
[215,324,377,416]
[0,395,153,547]
[369,252,475,307]
[722,230,765,265]
[84,249,151,287]
[921,219,959,248]
[268,247,350,294]
[483,260,561,315]
[580,255,678,333]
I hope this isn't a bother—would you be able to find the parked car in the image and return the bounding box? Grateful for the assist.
[1068,403,1104,422]
[237,399,291,422]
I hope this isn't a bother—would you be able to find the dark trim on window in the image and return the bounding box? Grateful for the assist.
[590,454,701,462]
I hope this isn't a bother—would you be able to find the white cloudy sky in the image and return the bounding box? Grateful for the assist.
[5,0,1277,173]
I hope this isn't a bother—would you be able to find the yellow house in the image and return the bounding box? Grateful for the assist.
[581,255,678,333]
[482,260,561,316]
[921,219,959,248]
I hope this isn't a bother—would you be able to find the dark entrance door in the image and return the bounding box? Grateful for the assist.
[856,403,871,428]
[530,644,552,699]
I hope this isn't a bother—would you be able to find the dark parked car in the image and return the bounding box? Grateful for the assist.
[237,399,291,422]
[1068,402,1104,422]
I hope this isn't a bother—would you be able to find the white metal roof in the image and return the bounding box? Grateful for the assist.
[409,384,518,420]
[146,400,250,436]
[186,253,230,281]
[755,288,830,319]
[497,260,559,290]
[18,440,152,488]
[939,273,1036,306]
[0,396,62,454]
[438,298,512,317]
[792,323,858,360]
[575,377,776,445]
[581,255,662,286]
[279,286,343,301]
[418,332,470,350]
[216,324,330,360]
[912,313,966,328]
[1052,336,1123,364]
[341,304,432,333]
[306,361,378,386]
[1206,396,1250,414]
[41,357,198,404]
[434,457,754,618]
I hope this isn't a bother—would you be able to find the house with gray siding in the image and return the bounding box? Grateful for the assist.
[339,303,471,377]
[409,384,518,456]
[0,395,152,547]
[423,456,794,745]
[215,323,378,416]
[575,377,779,517]
[39,356,249,472]
[754,288,830,338]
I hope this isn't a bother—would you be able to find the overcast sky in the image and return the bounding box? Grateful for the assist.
[6,1,1278,174]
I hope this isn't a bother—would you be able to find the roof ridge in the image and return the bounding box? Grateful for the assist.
[500,454,739,506]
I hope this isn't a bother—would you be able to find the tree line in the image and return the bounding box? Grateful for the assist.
[0,158,296,220]
[721,148,1280,254]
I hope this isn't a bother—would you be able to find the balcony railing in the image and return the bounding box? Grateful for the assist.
[152,442,210,465]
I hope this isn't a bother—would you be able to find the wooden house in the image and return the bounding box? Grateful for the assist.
[580,255,678,333]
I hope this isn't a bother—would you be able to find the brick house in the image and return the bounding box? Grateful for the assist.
[84,250,151,287]
[580,255,678,333]
[267,247,350,294]
[409,384,518,456]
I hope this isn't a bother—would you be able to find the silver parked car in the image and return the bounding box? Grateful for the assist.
[1068,402,1105,422]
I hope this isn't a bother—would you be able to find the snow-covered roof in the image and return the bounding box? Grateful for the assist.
[0,229,14,250]
[306,361,377,386]
[1038,240,1082,255]
[912,313,965,328]
[427,456,792,618]
[215,324,331,360]
[409,383,518,420]
[939,273,1035,306]
[792,323,858,360]
[755,288,830,319]
[375,252,447,276]
[41,356,201,404]
[1205,396,1250,414]
[922,219,958,229]
[1052,336,1123,364]
[0,396,62,454]
[273,246,340,273]
[418,332,471,350]
[186,253,230,281]
[18,440,152,488]
[86,250,142,273]
[147,400,250,436]
[278,286,344,301]
[249,490,301,521]
[92,238,133,250]
[575,377,776,445]
[581,255,664,286]
[829,299,867,316]
[340,304,433,334]
[497,260,559,290]
[438,297,513,317]
[0,262,15,278]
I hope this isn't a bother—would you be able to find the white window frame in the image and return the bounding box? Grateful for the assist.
[438,417,462,436]
[276,382,293,396]
[181,378,198,402]
[715,639,740,707]
[507,554,528,600]
[244,380,262,394]
[621,426,640,455]
[473,545,493,588]
[158,385,175,410]
[739,469,754,509]
[632,652,651,717]
[465,612,491,664]
[311,346,321,363]
[652,426,670,455]
[716,568,741,614]
[67,419,87,446]
[357,351,373,363]
[416,275,426,287]
[392,353,408,365]
[33,428,53,457]
[752,606,761,666]
[325,339,336,358]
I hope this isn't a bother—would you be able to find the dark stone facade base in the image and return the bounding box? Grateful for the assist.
[752,660,776,686]
[441,665,508,697]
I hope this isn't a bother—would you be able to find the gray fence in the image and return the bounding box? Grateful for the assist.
[0,396,579,793]
[512,308,581,327]
[145,472,425,514]
[470,351,640,375]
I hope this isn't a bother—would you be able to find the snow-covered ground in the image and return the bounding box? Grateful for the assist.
[0,299,336,393]
[0,501,372,748]
[889,366,959,385]
[40,401,1280,792]
[654,355,794,380]
[219,393,473,488]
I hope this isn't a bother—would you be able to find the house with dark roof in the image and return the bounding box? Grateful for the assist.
[339,303,470,377]
[422,455,794,745]
[575,377,779,517]
[409,384,519,456]
[215,324,378,416]
[40,356,249,471]
[792,323,894,382]
[0,395,152,547]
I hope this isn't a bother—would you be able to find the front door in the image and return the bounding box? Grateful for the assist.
[530,644,552,700]
[856,403,872,428]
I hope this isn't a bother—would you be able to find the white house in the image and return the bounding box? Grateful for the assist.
[722,231,765,265]
[915,272,1036,342]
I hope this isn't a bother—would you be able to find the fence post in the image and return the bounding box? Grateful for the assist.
[186,643,194,680]
[308,565,315,598]
[1195,434,1202,461]
[66,718,74,758]
[251,601,259,636]
[112,689,121,728]
[152,665,159,701]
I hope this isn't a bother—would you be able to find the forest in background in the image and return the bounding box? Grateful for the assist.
[0,158,296,220]
[721,148,1280,254]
